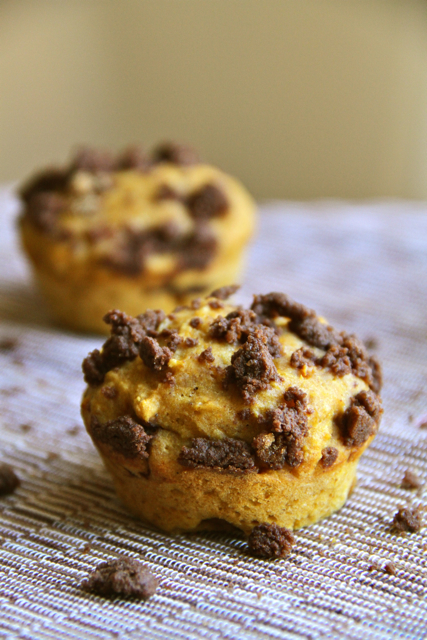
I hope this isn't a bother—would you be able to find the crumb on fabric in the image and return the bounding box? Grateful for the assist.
[0,338,18,352]
[248,523,294,558]
[81,556,158,599]
[392,506,423,533]
[0,463,20,497]
[401,470,422,490]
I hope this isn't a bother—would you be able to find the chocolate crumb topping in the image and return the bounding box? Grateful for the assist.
[81,556,158,599]
[178,437,257,474]
[20,168,68,204]
[189,317,202,328]
[401,470,422,490]
[116,145,150,171]
[290,346,317,370]
[253,387,310,469]
[320,447,338,468]
[226,329,280,403]
[25,192,66,233]
[154,184,182,201]
[209,285,240,300]
[179,224,218,270]
[90,415,153,458]
[198,347,215,364]
[184,337,199,347]
[340,390,382,447]
[248,523,294,558]
[0,463,20,497]
[392,506,423,533]
[253,292,382,392]
[139,336,172,371]
[187,183,228,220]
[83,308,165,385]
[71,147,115,173]
[209,310,281,358]
[101,385,118,400]
[208,299,224,310]
[152,141,200,166]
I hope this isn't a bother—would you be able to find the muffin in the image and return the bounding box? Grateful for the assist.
[18,143,255,333]
[81,288,383,534]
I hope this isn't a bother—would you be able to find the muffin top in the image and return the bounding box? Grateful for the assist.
[82,288,383,476]
[18,143,255,277]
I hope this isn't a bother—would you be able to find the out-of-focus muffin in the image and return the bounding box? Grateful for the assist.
[81,288,383,534]
[18,143,256,333]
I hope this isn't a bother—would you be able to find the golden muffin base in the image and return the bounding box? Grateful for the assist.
[81,294,382,535]
[93,440,359,534]
[19,158,256,333]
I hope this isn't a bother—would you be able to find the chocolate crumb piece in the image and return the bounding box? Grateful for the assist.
[189,317,202,329]
[152,141,200,166]
[340,390,382,447]
[184,337,199,347]
[365,337,378,350]
[0,338,18,353]
[252,292,382,392]
[81,556,158,599]
[248,523,294,558]
[320,447,338,468]
[290,347,316,370]
[191,298,202,310]
[154,184,182,201]
[0,463,20,497]
[253,387,310,469]
[187,183,229,220]
[392,506,423,533]
[178,437,257,474]
[20,168,68,204]
[67,425,80,436]
[19,423,32,433]
[384,562,397,575]
[82,308,165,386]
[70,146,115,173]
[116,145,150,171]
[101,385,118,400]
[209,285,240,300]
[226,329,280,403]
[401,470,422,490]
[198,347,215,364]
[208,299,224,310]
[139,336,172,371]
[90,415,153,458]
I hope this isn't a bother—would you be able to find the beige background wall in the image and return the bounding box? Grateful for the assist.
[1,0,427,199]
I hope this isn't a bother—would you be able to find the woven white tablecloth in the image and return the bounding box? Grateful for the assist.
[0,189,426,639]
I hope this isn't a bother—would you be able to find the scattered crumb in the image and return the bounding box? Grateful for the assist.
[67,425,80,436]
[248,523,294,558]
[81,556,158,599]
[364,337,378,350]
[0,463,20,496]
[46,452,60,461]
[419,421,427,430]
[401,470,422,490]
[19,424,32,433]
[392,506,423,533]
[0,338,18,352]
[82,543,92,553]
[384,562,396,575]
